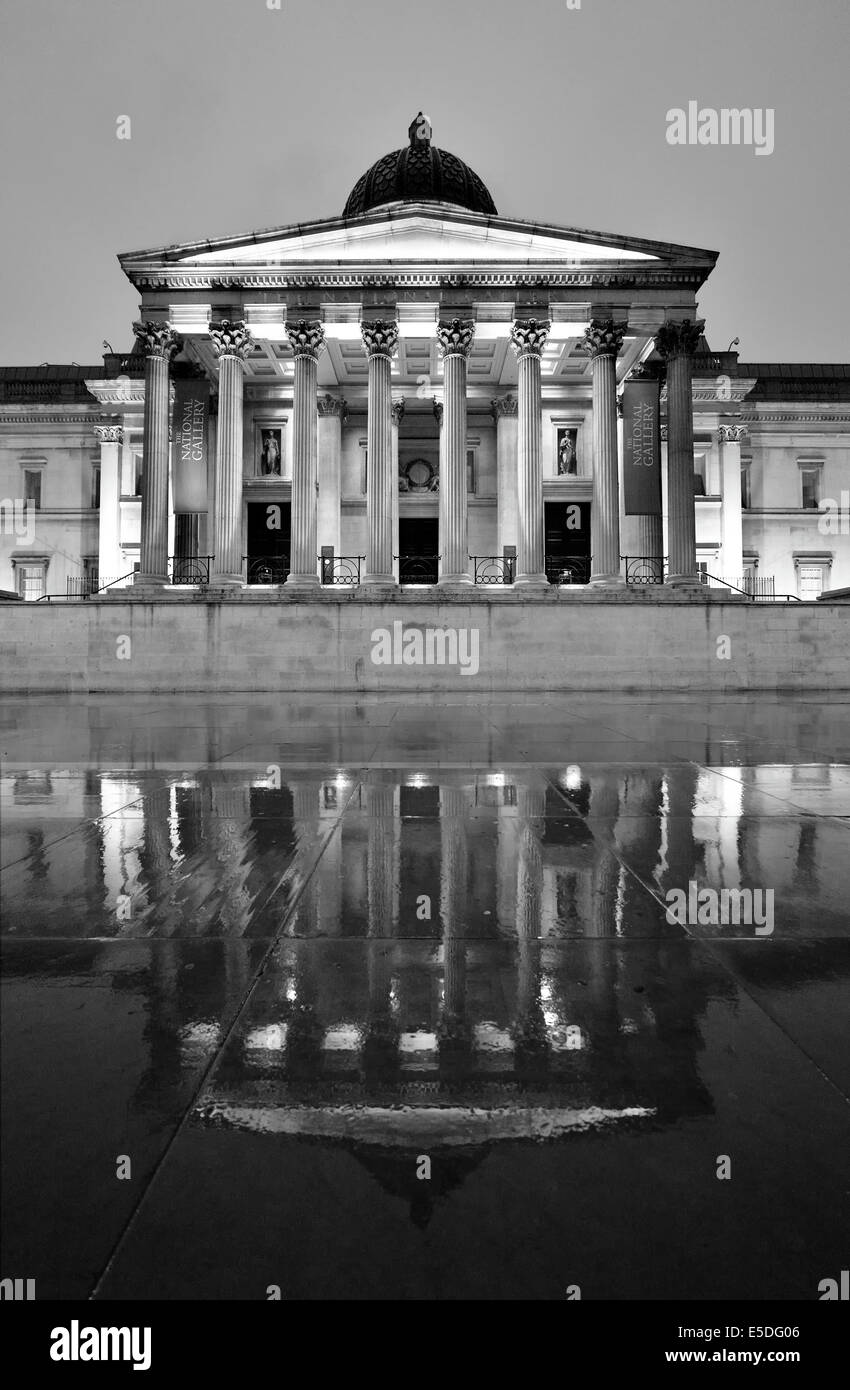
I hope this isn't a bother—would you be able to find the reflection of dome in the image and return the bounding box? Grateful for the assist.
[343,114,497,219]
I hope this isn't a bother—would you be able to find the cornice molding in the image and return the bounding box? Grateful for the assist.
[128,270,708,292]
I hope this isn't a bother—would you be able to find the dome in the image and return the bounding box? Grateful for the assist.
[343,114,497,219]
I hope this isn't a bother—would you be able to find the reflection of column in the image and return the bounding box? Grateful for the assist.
[514,785,546,1055]
[209,320,252,585]
[360,321,399,587]
[133,321,179,586]
[365,782,398,1067]
[584,319,627,585]
[718,424,746,580]
[94,425,123,583]
[509,321,549,586]
[656,318,704,586]
[317,394,344,561]
[587,774,622,937]
[391,397,404,583]
[291,780,321,937]
[285,321,324,587]
[439,785,469,1049]
[437,320,474,585]
[493,394,518,559]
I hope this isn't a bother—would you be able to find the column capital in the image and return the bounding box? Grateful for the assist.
[209,320,253,360]
[361,319,399,360]
[317,392,345,418]
[391,398,405,426]
[93,424,124,444]
[491,393,518,419]
[437,318,475,358]
[718,423,748,443]
[582,318,628,359]
[661,424,669,442]
[509,319,551,359]
[655,318,705,361]
[628,359,665,382]
[286,319,326,361]
[132,321,180,360]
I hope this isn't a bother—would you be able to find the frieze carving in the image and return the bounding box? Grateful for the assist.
[581,319,628,359]
[655,318,705,360]
[209,320,253,360]
[718,424,748,443]
[437,319,475,357]
[491,394,518,419]
[93,425,124,444]
[509,319,551,359]
[361,320,399,359]
[132,321,180,360]
[286,320,326,361]
[317,393,346,417]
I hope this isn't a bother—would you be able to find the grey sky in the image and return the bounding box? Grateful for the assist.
[1,0,847,363]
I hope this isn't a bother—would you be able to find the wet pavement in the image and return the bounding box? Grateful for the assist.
[1,693,849,1300]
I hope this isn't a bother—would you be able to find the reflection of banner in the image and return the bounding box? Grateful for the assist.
[622,379,661,515]
[172,380,209,513]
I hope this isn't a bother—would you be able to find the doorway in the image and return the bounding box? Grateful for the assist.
[246,501,291,583]
[544,501,591,585]
[398,517,439,583]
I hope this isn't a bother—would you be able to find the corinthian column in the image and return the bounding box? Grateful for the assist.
[509,320,550,586]
[317,394,345,563]
[209,320,252,585]
[360,320,399,587]
[94,424,123,586]
[583,319,627,585]
[285,321,325,589]
[437,319,474,585]
[133,321,179,586]
[391,397,404,583]
[718,424,747,581]
[656,318,704,586]
[492,394,518,560]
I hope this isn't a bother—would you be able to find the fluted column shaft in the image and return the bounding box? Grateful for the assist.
[391,398,404,583]
[657,319,704,584]
[719,425,746,580]
[94,425,123,584]
[493,395,518,558]
[584,320,627,585]
[284,322,325,588]
[133,323,178,585]
[437,320,474,585]
[361,321,399,586]
[210,321,252,585]
[510,320,550,585]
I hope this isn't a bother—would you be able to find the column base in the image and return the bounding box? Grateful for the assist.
[209,574,245,589]
[438,573,474,589]
[359,573,398,589]
[133,572,168,589]
[589,574,626,588]
[667,574,707,592]
[514,573,550,589]
[284,573,321,591]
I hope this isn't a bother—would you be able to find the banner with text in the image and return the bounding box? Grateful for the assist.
[172,380,209,513]
[622,379,662,515]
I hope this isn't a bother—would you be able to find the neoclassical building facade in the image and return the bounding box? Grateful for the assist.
[2,116,848,600]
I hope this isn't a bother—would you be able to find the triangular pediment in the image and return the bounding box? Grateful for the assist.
[120,204,717,286]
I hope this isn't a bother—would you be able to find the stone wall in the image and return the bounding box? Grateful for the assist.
[1,591,848,693]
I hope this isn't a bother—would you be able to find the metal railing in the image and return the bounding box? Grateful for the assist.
[395,554,440,583]
[41,570,138,602]
[622,556,666,585]
[320,555,364,586]
[472,555,515,586]
[170,555,213,585]
[546,555,590,586]
[244,554,290,585]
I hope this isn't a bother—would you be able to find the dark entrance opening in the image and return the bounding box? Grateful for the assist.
[544,501,591,585]
[398,517,439,583]
[246,501,291,583]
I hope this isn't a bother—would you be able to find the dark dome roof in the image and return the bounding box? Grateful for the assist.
[343,114,497,219]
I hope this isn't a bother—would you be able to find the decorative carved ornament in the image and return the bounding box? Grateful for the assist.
[437,319,475,358]
[286,320,326,361]
[132,321,180,360]
[391,399,406,426]
[432,399,444,426]
[582,319,628,359]
[660,425,669,442]
[361,320,399,360]
[317,393,346,417]
[509,319,551,359]
[655,318,705,360]
[718,424,748,443]
[491,394,518,419]
[399,457,439,493]
[93,425,124,444]
[209,320,253,360]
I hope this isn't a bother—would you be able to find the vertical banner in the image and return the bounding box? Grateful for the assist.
[172,379,209,513]
[622,378,662,515]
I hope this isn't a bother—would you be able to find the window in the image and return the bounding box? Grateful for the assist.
[23,469,42,508]
[797,564,825,600]
[467,448,476,495]
[133,453,143,497]
[799,463,822,509]
[16,563,46,601]
[740,459,751,509]
[693,469,707,497]
[91,464,101,509]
